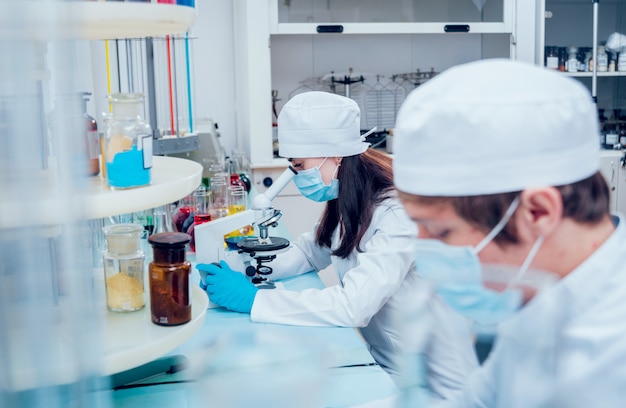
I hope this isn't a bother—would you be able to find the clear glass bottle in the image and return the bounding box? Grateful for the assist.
[103,224,145,312]
[566,47,578,73]
[49,92,100,177]
[104,93,153,189]
[152,205,175,234]
[545,46,558,70]
[597,46,608,72]
[81,92,100,176]
[148,232,192,326]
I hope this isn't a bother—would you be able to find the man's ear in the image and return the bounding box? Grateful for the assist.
[517,187,563,239]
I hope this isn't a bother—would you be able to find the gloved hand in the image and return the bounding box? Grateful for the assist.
[196,260,258,314]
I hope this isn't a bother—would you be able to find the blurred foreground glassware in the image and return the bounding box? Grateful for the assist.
[103,224,145,312]
[188,328,328,407]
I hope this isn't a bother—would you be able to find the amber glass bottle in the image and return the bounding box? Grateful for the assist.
[148,232,192,326]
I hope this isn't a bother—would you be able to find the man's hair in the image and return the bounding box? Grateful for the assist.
[316,149,395,258]
[399,172,610,246]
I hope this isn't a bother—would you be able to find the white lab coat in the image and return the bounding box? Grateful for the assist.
[441,213,626,407]
[250,195,478,401]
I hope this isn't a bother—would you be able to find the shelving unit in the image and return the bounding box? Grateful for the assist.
[0,2,196,40]
[1,1,205,397]
[0,156,202,229]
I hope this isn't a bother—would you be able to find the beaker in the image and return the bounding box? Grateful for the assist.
[102,224,145,312]
[152,205,175,234]
[209,175,229,220]
[103,93,153,189]
[224,186,253,249]
[148,232,192,326]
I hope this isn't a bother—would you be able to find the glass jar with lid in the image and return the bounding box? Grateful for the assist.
[566,46,579,73]
[103,93,153,189]
[596,46,608,72]
[103,223,146,312]
[148,232,192,326]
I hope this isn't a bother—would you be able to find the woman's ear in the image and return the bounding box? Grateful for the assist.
[517,187,563,238]
[333,157,343,166]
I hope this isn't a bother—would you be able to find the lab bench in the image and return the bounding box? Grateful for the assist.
[107,267,400,408]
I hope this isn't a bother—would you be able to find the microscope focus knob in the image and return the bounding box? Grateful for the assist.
[245,265,257,277]
[262,177,273,188]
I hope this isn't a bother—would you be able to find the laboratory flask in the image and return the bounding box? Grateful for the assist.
[148,232,192,326]
[103,223,146,312]
[103,93,153,189]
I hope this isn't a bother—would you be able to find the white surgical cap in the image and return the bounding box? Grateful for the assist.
[278,91,369,158]
[393,59,600,196]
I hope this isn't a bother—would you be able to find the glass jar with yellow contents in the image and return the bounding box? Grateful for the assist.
[103,224,145,312]
[104,93,153,189]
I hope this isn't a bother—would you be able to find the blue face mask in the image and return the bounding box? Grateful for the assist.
[414,197,545,326]
[293,158,339,202]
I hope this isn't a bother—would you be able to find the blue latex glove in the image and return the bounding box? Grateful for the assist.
[196,260,258,314]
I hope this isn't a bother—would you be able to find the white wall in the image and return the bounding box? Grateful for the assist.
[189,1,238,155]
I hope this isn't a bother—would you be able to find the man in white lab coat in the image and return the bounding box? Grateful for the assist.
[198,91,478,401]
[393,58,626,407]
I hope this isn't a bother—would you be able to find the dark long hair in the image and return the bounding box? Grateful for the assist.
[315,149,394,258]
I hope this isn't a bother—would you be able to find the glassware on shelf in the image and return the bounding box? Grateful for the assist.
[102,223,145,313]
[103,93,153,190]
[224,185,254,250]
[231,151,252,191]
[152,205,175,234]
[209,175,230,220]
[228,159,247,191]
[187,185,211,253]
[194,185,212,225]
[173,193,194,233]
[80,92,100,176]
[48,92,100,177]
[596,45,608,72]
[148,232,192,326]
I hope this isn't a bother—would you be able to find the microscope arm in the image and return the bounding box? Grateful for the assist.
[252,166,298,209]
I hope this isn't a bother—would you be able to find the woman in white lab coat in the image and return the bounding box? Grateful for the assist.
[197,91,478,400]
[393,59,626,407]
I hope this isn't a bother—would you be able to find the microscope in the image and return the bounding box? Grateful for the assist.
[195,166,297,294]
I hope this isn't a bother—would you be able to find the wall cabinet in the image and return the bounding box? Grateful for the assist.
[234,0,525,169]
[539,0,625,115]
[234,0,535,236]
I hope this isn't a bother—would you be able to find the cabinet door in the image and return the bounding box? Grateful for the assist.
[271,0,514,34]
[540,0,626,109]
[616,154,626,214]
[600,152,620,212]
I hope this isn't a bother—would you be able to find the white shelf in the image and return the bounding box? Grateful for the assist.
[562,71,626,78]
[7,284,208,391]
[85,156,202,219]
[103,284,208,376]
[0,156,202,228]
[0,2,196,40]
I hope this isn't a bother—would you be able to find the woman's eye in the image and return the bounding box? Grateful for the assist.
[292,162,303,169]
